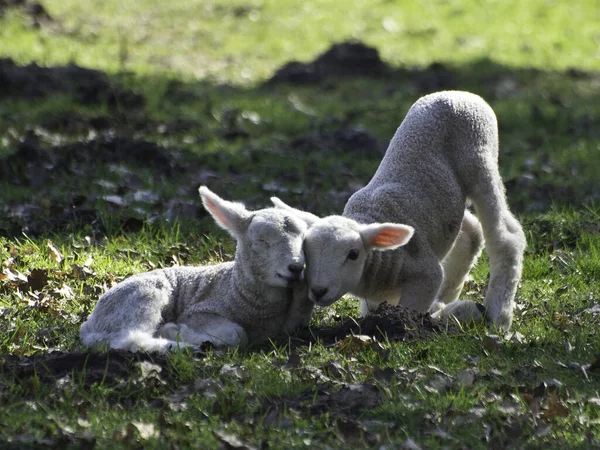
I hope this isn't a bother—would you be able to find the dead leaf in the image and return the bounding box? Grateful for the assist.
[324,360,346,379]
[541,394,569,419]
[27,269,48,292]
[133,361,163,382]
[131,422,158,440]
[483,334,504,350]
[71,263,95,280]
[336,334,374,355]
[457,369,476,388]
[533,379,562,397]
[213,429,257,450]
[46,240,63,263]
[168,378,222,403]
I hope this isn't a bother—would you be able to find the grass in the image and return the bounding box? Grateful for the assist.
[1,0,600,448]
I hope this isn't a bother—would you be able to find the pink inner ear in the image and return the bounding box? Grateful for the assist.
[371,227,410,247]
[204,197,230,228]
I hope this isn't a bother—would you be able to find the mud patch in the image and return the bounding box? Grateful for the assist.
[269,41,390,84]
[0,133,193,236]
[290,125,385,157]
[0,58,143,107]
[268,40,458,93]
[0,349,180,386]
[292,303,449,346]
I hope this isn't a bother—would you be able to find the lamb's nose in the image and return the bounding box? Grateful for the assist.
[311,287,328,300]
[288,263,304,275]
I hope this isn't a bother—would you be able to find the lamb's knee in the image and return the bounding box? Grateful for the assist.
[487,215,526,256]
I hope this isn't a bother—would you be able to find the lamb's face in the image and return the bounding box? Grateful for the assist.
[303,217,367,306]
[244,210,308,287]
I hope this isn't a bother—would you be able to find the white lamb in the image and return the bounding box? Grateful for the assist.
[80,187,313,352]
[272,91,526,331]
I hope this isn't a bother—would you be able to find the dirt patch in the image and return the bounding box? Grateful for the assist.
[269,41,391,84]
[290,125,385,157]
[0,133,194,236]
[0,58,143,107]
[291,303,449,346]
[267,40,458,93]
[0,349,178,387]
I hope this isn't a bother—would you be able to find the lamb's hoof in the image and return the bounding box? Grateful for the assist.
[433,299,487,326]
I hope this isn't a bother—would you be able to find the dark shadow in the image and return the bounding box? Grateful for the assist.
[1,42,599,238]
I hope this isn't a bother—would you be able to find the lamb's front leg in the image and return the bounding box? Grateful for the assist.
[362,256,443,316]
[398,261,443,313]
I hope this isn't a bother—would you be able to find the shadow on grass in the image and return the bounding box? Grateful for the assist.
[1,45,599,238]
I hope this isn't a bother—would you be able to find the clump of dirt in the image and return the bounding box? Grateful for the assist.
[268,40,459,93]
[292,302,450,346]
[269,41,390,84]
[0,58,143,107]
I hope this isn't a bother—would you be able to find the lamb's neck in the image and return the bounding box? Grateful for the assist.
[353,249,405,301]
[231,258,288,311]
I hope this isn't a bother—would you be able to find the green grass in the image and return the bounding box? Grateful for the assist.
[1,0,600,448]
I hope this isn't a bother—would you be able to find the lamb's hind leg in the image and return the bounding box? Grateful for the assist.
[437,209,484,304]
[469,172,526,330]
[430,209,486,322]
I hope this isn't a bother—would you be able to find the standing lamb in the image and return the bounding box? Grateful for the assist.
[272,91,526,330]
[80,187,313,352]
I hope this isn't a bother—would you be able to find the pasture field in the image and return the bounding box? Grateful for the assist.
[0,1,599,448]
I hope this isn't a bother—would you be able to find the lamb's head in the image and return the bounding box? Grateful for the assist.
[271,197,414,306]
[200,187,308,288]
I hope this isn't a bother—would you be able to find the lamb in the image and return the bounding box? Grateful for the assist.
[272,91,526,331]
[80,187,313,353]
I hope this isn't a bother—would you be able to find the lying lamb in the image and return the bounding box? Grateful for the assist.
[80,187,313,352]
[272,91,526,331]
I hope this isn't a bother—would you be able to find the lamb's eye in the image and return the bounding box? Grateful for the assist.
[257,239,270,248]
[347,249,359,261]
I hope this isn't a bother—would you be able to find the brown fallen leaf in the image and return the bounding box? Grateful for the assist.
[483,334,504,350]
[324,360,347,379]
[213,429,257,450]
[541,394,569,419]
[46,240,63,263]
[27,269,48,292]
[336,334,374,355]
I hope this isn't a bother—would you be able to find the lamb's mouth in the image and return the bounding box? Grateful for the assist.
[276,272,303,283]
[309,295,337,307]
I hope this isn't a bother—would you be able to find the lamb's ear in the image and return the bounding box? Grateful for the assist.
[199,186,250,238]
[270,197,320,226]
[359,223,414,251]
